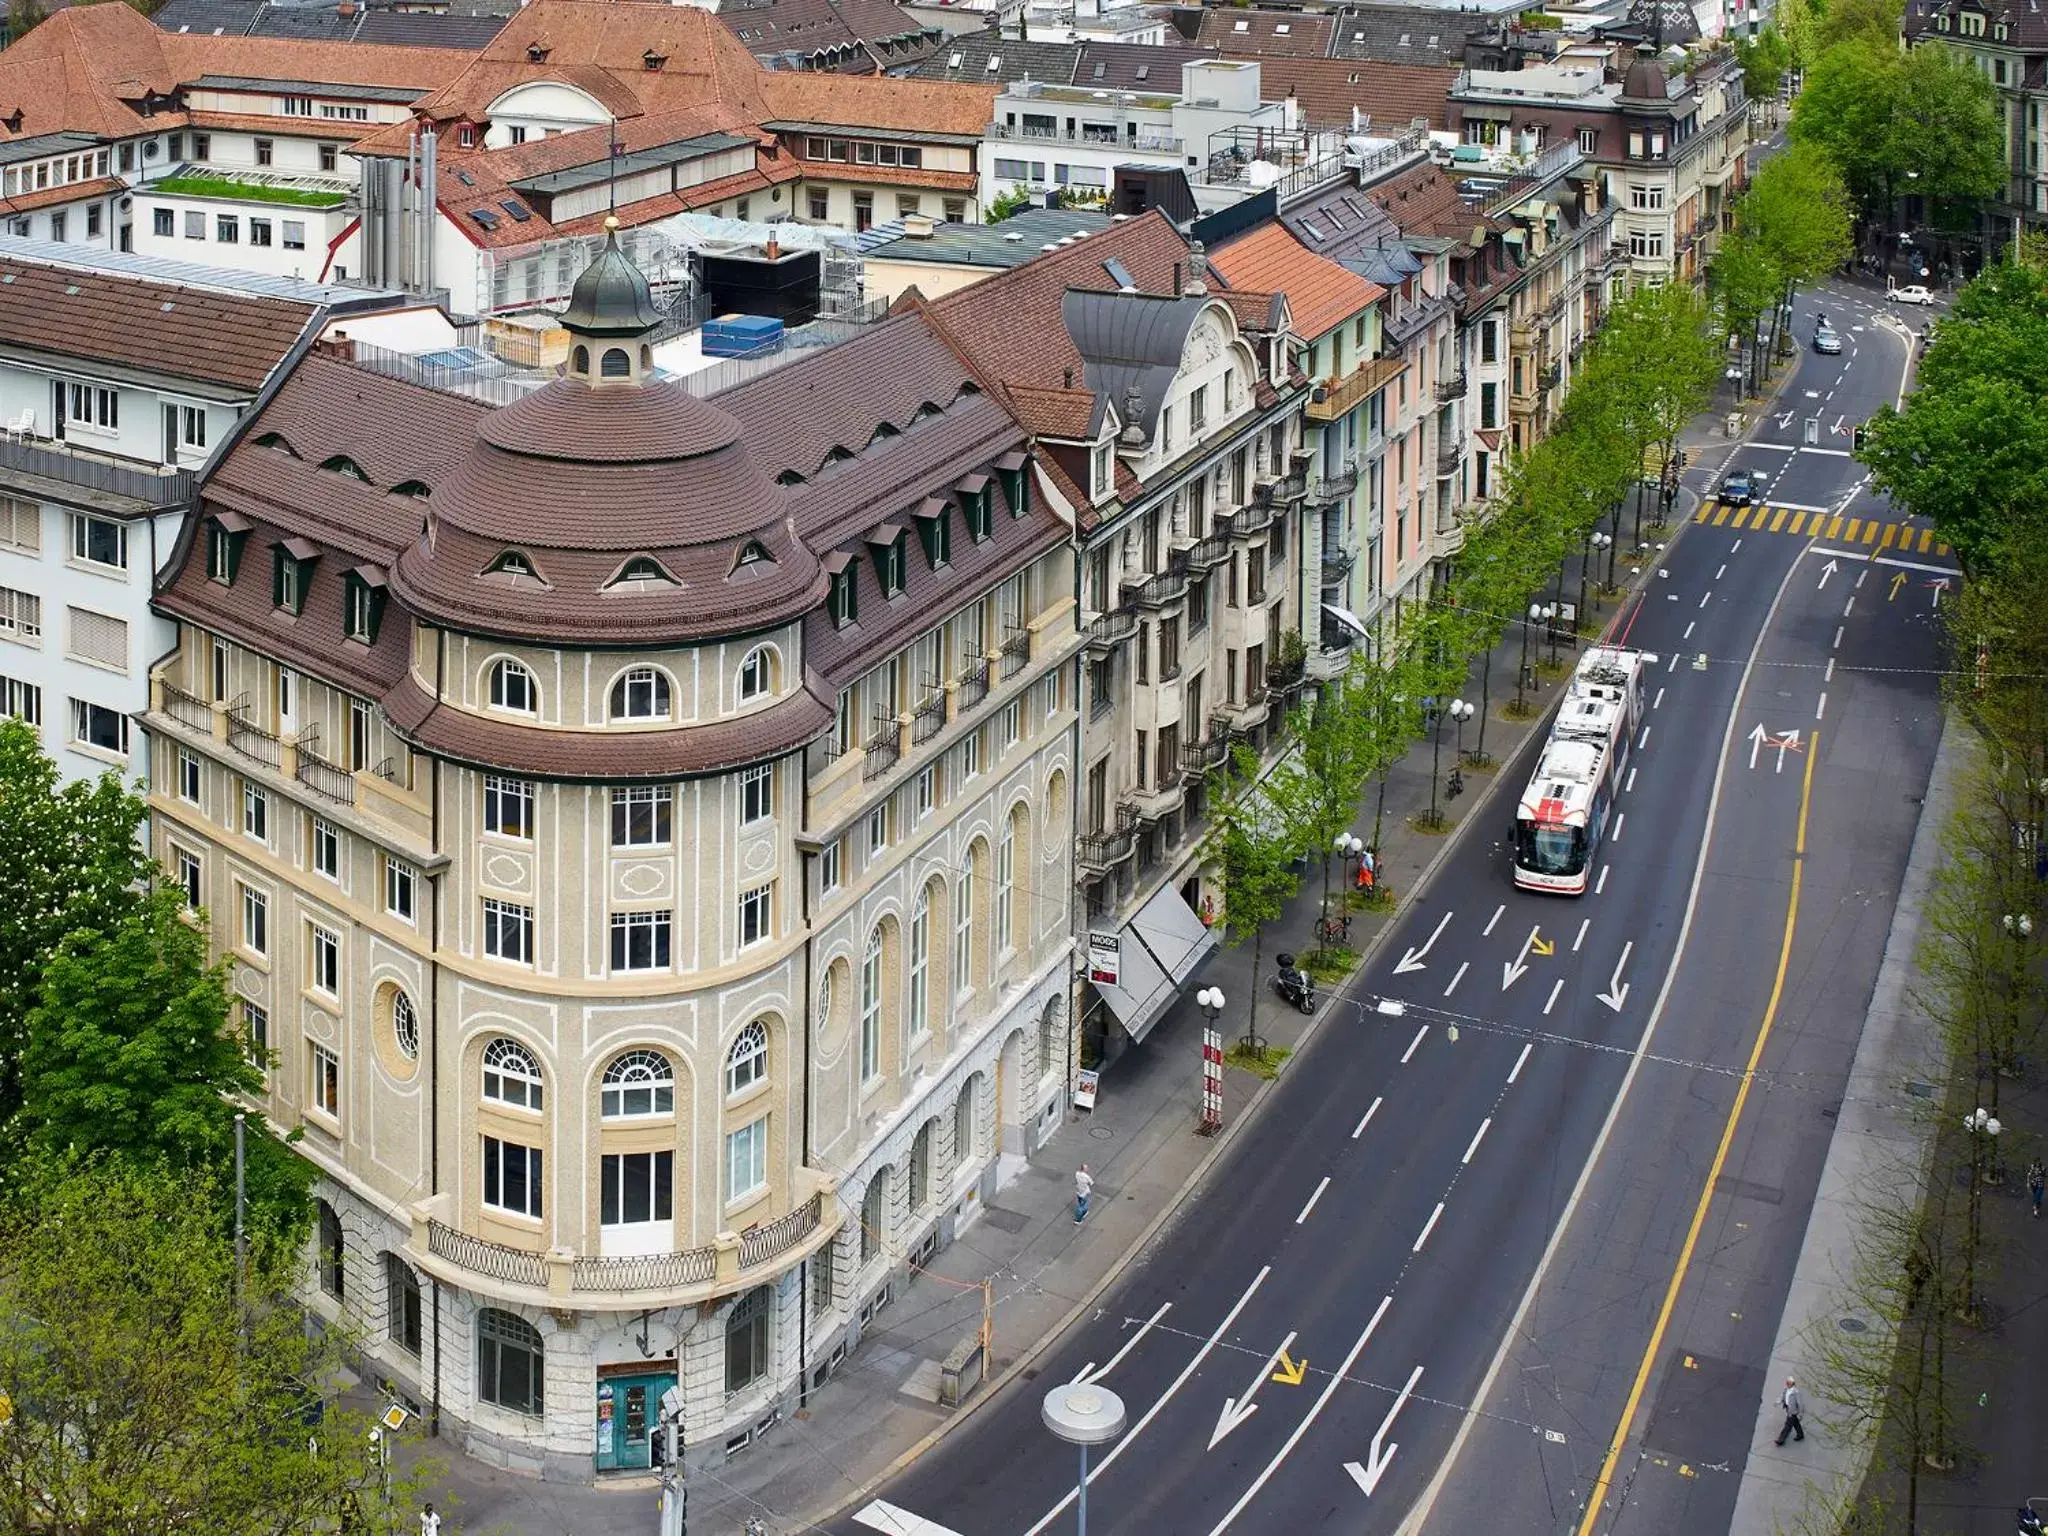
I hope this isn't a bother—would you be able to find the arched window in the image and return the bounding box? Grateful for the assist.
[482,1036,543,1111]
[601,347,631,378]
[607,555,674,589]
[953,1078,977,1166]
[477,1308,544,1415]
[392,990,419,1061]
[860,1173,887,1264]
[909,1121,932,1211]
[1039,998,1063,1084]
[860,927,884,1083]
[385,1252,422,1356]
[907,887,931,1044]
[601,1049,674,1118]
[489,659,536,714]
[725,1286,772,1393]
[996,813,1017,955]
[609,666,671,721]
[954,845,979,1001]
[572,345,590,375]
[726,1020,769,1097]
[738,646,775,701]
[317,1199,344,1299]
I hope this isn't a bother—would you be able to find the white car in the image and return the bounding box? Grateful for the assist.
[1891,284,1936,307]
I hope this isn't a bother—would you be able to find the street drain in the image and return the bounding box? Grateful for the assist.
[1839,1317,1871,1333]
[1089,1127,1114,1140]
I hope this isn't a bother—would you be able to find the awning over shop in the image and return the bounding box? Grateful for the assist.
[1089,885,1218,1045]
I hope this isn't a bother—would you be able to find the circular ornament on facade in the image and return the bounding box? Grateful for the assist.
[742,838,775,875]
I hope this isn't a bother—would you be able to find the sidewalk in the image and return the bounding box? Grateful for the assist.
[375,566,1659,1536]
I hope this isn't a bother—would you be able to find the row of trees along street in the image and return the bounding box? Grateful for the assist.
[1778,241,2048,1536]
[0,719,436,1534]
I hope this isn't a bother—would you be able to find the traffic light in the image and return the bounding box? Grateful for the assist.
[1853,425,1869,452]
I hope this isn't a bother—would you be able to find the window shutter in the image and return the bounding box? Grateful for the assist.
[271,546,287,608]
[66,606,128,669]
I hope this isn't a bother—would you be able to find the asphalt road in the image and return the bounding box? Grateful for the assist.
[833,283,1949,1536]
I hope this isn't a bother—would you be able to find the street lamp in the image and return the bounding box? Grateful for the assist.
[1584,530,1613,617]
[1042,1382,1128,1536]
[1196,985,1226,1134]
[2000,913,2033,1096]
[1518,603,1551,710]
[1328,831,1364,928]
[1427,699,1473,827]
[1963,1106,2002,1320]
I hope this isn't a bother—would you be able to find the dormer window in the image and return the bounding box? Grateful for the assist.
[344,566,387,644]
[489,659,536,714]
[389,479,431,499]
[206,515,249,584]
[320,454,371,483]
[525,41,549,61]
[271,538,317,616]
[643,48,667,69]
[253,431,298,458]
[827,559,858,628]
[607,554,676,589]
[486,549,546,586]
[732,540,774,573]
[609,666,672,721]
[914,498,951,568]
[866,527,907,598]
[1092,441,1112,498]
[997,458,1029,519]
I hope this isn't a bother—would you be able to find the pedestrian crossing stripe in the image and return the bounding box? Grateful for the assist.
[1694,501,1947,555]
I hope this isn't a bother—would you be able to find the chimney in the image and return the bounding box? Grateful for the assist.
[1064,366,1074,388]
[765,236,781,261]
[320,329,355,362]
[1184,239,1208,295]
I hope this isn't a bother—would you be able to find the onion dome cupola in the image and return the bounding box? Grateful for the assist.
[564,217,667,387]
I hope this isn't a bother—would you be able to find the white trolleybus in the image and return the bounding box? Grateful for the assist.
[1511,645,1655,894]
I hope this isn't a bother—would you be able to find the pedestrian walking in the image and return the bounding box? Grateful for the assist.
[1074,1164,1094,1224]
[420,1505,441,1536]
[1774,1377,1805,1445]
[2028,1159,2045,1218]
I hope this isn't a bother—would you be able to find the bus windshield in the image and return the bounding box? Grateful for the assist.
[1515,820,1586,876]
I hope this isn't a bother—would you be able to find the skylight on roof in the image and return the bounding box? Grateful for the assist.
[454,170,475,186]
[501,200,531,222]
[1103,256,1138,287]
[1353,29,1365,38]
[471,208,499,231]
[1300,218,1327,241]
[1274,21,1290,32]
[1428,34,1439,46]
[949,50,962,66]
[1234,18,1249,29]
[1134,64,1149,79]
[985,53,1001,70]
[1398,32,1411,45]
[1093,60,1106,77]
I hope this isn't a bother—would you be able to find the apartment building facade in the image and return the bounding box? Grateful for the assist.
[0,237,412,785]
[144,233,1080,1479]
[933,211,1308,1058]
[1904,0,2048,236]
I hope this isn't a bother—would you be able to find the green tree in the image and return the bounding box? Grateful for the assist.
[19,884,314,1249]
[1775,0,1825,70]
[1734,25,1793,102]
[0,717,156,1141]
[1206,747,1304,1057]
[1267,678,1375,935]
[0,1156,436,1536]
[1813,0,1905,50]
[1794,39,2005,222]
[1711,228,1781,393]
[986,186,1033,222]
[3,0,45,39]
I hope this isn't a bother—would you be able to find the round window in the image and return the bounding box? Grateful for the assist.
[393,991,419,1061]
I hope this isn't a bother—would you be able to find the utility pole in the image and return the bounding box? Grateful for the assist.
[234,1111,247,1321]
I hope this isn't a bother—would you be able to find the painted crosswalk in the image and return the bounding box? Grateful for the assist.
[1694,500,1949,555]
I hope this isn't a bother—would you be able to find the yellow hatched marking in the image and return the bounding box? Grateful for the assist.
[1861,521,1879,545]
[1731,505,1754,528]
[1787,511,1807,534]
[1696,501,1714,524]
[1770,507,1789,532]
[1937,542,1951,557]
[1916,528,1933,553]
[1825,514,1845,540]
[1878,523,1898,552]
[1711,503,1733,526]
[1844,518,1861,543]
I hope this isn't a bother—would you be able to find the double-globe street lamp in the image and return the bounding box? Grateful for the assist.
[1426,699,1473,828]
[1518,604,1554,711]
[1582,530,1613,624]
[1963,1106,2002,1322]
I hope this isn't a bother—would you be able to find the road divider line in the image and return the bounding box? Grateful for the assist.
[1070,1302,1172,1388]
[1353,1098,1382,1140]
[1816,693,1827,721]
[1638,726,1651,749]
[1611,812,1626,843]
[1400,1025,1428,1064]
[1624,767,1637,794]
[1574,917,1590,952]
[1462,1118,1491,1165]
[1297,1177,1331,1226]
[1413,1202,1445,1253]
[1595,864,1610,895]
[1444,960,1469,997]
[1508,1043,1532,1084]
[1833,625,1844,649]
[1683,621,1695,641]
[855,1500,967,1535]
[1026,1266,1272,1536]
[1484,903,1504,937]
[1699,592,1711,609]
[1543,978,1565,1016]
[1715,564,1726,580]
[1843,595,1855,617]
[1653,688,1665,710]
[1825,658,1835,683]
[1571,730,1822,1536]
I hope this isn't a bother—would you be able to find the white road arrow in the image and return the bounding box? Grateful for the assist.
[1345,1364,1425,1497]
[1393,910,1454,975]
[1071,1302,1170,1389]
[1747,723,1769,770]
[1817,558,1839,591]
[1208,1330,1298,1450]
[1773,729,1801,775]
[1595,941,1633,1013]
[1931,577,1951,611]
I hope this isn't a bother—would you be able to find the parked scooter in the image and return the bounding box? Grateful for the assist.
[2018,1497,2047,1536]
[1273,952,1316,1014]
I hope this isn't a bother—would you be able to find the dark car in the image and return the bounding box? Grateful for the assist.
[1813,323,1843,355]
[1720,468,1769,506]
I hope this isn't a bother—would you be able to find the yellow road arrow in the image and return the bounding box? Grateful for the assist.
[1889,570,1908,602]
[1271,1350,1308,1386]
[1530,930,1556,957]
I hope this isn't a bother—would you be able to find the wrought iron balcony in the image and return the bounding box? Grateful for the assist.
[1184,530,1232,571]
[1434,371,1466,403]
[225,701,282,771]
[1308,458,1359,504]
[1001,625,1032,678]
[1436,433,1465,476]
[1540,362,1563,390]
[1122,561,1188,610]
[958,653,995,710]
[1267,651,1306,694]
[1085,605,1139,652]
[1225,497,1276,539]
[1078,827,1136,871]
[912,690,948,744]
[863,720,903,780]
[160,681,213,735]
[1320,544,1357,586]
[293,727,355,806]
[1181,730,1231,781]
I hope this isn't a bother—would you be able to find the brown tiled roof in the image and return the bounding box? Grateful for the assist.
[1192,8,1335,58]
[796,159,976,192]
[0,248,318,391]
[757,68,995,137]
[184,108,367,139]
[549,163,796,235]
[1003,383,1096,440]
[1210,221,1383,341]
[1252,56,1456,130]
[1364,160,1491,239]
[0,174,123,216]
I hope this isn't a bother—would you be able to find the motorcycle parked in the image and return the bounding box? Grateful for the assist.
[1273,953,1316,1015]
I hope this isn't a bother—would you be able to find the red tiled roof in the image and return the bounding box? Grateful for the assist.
[1193,9,1335,58]
[0,174,123,216]
[757,68,994,137]
[796,159,976,192]
[1252,57,1456,131]
[549,163,798,235]
[185,108,367,139]
[1210,221,1383,341]
[1004,383,1096,440]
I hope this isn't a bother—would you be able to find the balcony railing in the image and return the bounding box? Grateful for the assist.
[863,721,903,781]
[1184,530,1232,571]
[0,435,195,510]
[161,681,213,734]
[984,122,1182,155]
[1085,606,1139,651]
[1307,354,1408,423]
[738,1193,824,1270]
[1000,626,1032,679]
[1225,497,1276,538]
[1308,459,1359,504]
[1078,827,1135,871]
[912,690,948,744]
[573,1244,719,1293]
[1540,362,1563,390]
[293,727,355,806]
[1181,730,1231,780]
[226,702,283,771]
[958,653,995,710]
[1434,371,1466,403]
[1123,562,1188,610]
[428,1220,547,1288]
[1436,433,1465,476]
[1320,545,1357,585]
[1268,652,1306,694]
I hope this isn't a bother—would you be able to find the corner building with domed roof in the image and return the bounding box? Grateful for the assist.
[144,231,1083,1480]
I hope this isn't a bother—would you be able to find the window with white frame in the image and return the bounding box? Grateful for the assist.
[959,728,980,781]
[738,763,773,825]
[483,774,534,839]
[738,646,774,700]
[308,1041,340,1118]
[482,1036,544,1110]
[1627,182,1665,210]
[175,846,202,908]
[70,699,128,757]
[242,781,268,841]
[178,749,200,803]
[609,666,670,721]
[726,1117,768,1204]
[178,406,207,451]
[1000,699,1022,752]
[65,381,118,433]
[385,858,416,923]
[860,927,883,1081]
[996,815,1016,952]
[312,817,339,879]
[482,899,534,964]
[908,888,931,1041]
[737,882,772,947]
[610,784,672,847]
[309,923,340,996]
[610,908,672,972]
[1628,229,1666,259]
[819,837,842,895]
[601,1050,675,1117]
[914,764,936,823]
[0,586,41,644]
[488,659,536,714]
[726,1020,768,1097]
[481,1135,543,1218]
[954,856,974,998]
[239,882,267,956]
[867,801,890,858]
[68,513,128,571]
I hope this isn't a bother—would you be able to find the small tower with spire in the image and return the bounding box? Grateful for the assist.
[561,216,665,388]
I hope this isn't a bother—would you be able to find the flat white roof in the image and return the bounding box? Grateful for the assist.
[0,234,403,308]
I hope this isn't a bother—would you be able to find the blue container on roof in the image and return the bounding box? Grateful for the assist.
[701,313,784,359]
